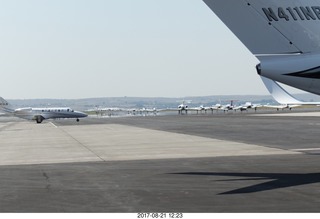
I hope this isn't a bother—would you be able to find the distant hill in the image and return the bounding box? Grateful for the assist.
[7,93,320,110]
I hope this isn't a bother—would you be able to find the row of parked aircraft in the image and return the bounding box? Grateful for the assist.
[2,67,318,123]
[176,100,259,114]
[175,100,303,115]
[0,78,319,122]
[0,84,316,123]
[88,95,310,118]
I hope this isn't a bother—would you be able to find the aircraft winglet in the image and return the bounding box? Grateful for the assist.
[260,76,302,104]
[260,76,320,105]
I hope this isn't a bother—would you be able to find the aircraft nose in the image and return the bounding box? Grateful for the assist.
[76,111,88,118]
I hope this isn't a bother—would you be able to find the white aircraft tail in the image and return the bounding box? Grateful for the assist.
[0,97,14,113]
[203,0,320,56]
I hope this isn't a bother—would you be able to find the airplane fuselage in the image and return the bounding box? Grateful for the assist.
[14,107,87,123]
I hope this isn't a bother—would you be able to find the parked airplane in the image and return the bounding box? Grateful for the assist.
[191,101,237,113]
[162,100,201,114]
[193,101,241,113]
[177,100,190,114]
[263,103,299,111]
[190,105,209,114]
[0,97,87,123]
[136,107,158,115]
[203,0,320,96]
[233,102,262,112]
[87,106,123,117]
[221,100,237,112]
[210,103,223,111]
[178,102,236,114]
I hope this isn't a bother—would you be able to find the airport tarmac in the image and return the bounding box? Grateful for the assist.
[0,110,320,212]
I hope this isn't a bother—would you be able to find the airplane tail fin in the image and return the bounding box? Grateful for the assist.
[203,0,320,56]
[0,97,14,113]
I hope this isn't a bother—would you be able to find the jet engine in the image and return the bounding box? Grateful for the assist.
[256,53,320,95]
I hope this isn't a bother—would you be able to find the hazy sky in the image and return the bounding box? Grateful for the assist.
[0,0,302,99]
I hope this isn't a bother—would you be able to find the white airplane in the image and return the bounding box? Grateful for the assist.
[186,102,239,113]
[0,97,87,123]
[136,107,158,115]
[203,0,320,96]
[233,102,262,111]
[216,100,238,112]
[187,105,209,114]
[263,103,299,111]
[177,101,219,114]
[160,100,193,114]
[87,106,123,116]
[210,103,223,111]
[199,101,236,113]
[177,100,190,114]
[221,102,235,111]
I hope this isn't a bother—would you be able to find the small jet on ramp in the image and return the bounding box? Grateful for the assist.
[233,102,262,112]
[0,97,87,123]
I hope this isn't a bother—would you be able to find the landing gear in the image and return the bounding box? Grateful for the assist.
[178,109,187,115]
[76,118,79,122]
[35,116,44,124]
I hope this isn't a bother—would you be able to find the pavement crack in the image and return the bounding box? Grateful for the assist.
[42,171,51,191]
[54,126,105,162]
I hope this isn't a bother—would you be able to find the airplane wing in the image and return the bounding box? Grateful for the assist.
[188,106,207,111]
[233,105,246,111]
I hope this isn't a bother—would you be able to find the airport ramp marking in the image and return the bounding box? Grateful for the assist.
[291,148,320,151]
[49,122,58,128]
[251,112,320,117]
[56,124,105,162]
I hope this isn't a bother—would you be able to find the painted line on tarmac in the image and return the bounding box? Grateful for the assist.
[292,148,320,151]
[49,122,58,128]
